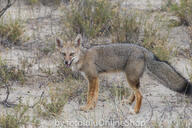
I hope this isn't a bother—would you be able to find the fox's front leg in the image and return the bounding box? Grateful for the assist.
[80,77,99,111]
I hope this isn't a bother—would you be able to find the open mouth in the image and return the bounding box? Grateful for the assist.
[66,59,74,67]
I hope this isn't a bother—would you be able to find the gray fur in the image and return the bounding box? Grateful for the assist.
[90,43,192,96]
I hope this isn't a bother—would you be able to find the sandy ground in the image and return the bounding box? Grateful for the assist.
[0,1,192,128]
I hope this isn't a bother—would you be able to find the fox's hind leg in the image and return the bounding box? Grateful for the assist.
[80,77,99,111]
[125,57,144,114]
[122,91,135,105]
[134,87,142,114]
[126,79,142,114]
[128,92,135,104]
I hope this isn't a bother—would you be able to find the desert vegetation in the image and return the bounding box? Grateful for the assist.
[0,0,192,127]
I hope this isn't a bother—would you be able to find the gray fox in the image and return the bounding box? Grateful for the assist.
[56,34,192,114]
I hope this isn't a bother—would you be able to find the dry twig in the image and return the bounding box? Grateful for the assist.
[0,0,16,18]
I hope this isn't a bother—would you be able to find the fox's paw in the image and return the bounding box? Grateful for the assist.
[79,105,89,111]
[79,104,95,112]
[128,108,137,115]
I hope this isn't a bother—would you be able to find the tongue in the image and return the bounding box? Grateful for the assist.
[66,64,70,67]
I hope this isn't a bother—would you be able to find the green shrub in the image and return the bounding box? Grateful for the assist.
[111,10,141,43]
[143,21,171,61]
[0,19,26,45]
[63,0,141,43]
[36,97,66,118]
[36,78,86,118]
[0,105,30,128]
[36,84,68,118]
[63,0,115,38]
[170,0,192,26]
[0,58,25,86]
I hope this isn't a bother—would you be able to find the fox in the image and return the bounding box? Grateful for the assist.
[56,34,192,114]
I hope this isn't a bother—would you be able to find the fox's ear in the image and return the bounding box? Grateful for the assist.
[74,34,82,47]
[56,38,63,48]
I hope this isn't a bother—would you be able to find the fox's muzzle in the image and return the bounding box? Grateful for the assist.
[64,59,74,68]
[65,61,69,65]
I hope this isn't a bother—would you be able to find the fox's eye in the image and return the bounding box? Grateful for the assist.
[62,52,66,56]
[70,53,75,56]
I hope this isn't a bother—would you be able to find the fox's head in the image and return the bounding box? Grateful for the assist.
[56,34,82,67]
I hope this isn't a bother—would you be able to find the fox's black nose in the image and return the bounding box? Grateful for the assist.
[65,61,68,65]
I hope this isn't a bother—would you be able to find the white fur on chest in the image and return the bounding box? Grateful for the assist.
[71,63,81,71]
[71,65,87,79]
[71,65,77,72]
[71,62,86,79]
[80,71,87,79]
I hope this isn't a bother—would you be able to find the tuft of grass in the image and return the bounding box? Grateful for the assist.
[0,58,25,86]
[36,78,86,119]
[143,21,171,61]
[111,10,141,43]
[36,83,68,118]
[0,104,39,128]
[169,0,192,26]
[0,18,27,46]
[41,39,56,56]
[36,97,67,118]
[109,85,130,100]
[25,0,39,5]
[63,0,114,39]
[0,114,26,128]
[42,47,53,55]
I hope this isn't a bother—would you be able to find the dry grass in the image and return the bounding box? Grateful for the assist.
[0,58,25,86]
[109,85,130,100]
[35,78,85,119]
[0,104,39,128]
[111,9,141,43]
[142,17,171,61]
[62,0,114,39]
[0,18,28,46]
[62,0,141,43]
[168,0,192,26]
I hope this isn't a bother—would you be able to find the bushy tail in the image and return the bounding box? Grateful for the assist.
[146,59,192,96]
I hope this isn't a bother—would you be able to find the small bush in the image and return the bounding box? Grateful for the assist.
[143,21,171,61]
[111,10,141,43]
[0,105,30,128]
[36,78,86,118]
[0,58,25,86]
[63,0,141,43]
[36,84,68,118]
[0,18,26,46]
[170,0,192,26]
[36,97,66,118]
[63,0,114,39]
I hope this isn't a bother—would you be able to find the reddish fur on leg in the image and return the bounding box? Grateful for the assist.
[80,77,99,111]
[134,90,142,113]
